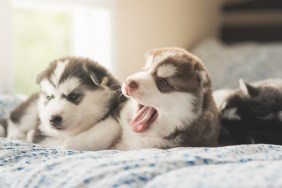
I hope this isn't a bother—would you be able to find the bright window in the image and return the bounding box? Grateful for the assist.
[8,0,112,95]
[13,8,73,95]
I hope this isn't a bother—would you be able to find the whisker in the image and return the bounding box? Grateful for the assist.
[112,88,127,103]
[64,116,75,127]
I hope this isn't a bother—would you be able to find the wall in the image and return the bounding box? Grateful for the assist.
[0,0,13,94]
[0,0,222,93]
[111,0,222,81]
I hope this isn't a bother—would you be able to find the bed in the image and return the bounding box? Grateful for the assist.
[1,138,282,188]
[1,0,282,187]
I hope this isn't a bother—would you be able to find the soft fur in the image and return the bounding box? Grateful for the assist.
[7,57,125,150]
[114,47,220,150]
[7,93,39,140]
[218,79,282,145]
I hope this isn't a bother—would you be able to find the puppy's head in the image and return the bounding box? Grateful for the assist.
[220,79,282,121]
[36,57,120,133]
[122,47,212,132]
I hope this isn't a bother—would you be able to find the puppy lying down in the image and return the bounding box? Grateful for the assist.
[5,57,125,151]
[114,47,220,150]
[216,79,282,145]
[3,49,219,151]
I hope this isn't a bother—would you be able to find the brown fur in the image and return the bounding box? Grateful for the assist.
[150,47,219,147]
[164,94,219,147]
[116,47,220,150]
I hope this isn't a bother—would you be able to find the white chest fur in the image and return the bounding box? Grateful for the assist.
[115,95,198,150]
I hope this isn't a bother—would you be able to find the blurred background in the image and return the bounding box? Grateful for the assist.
[0,0,281,95]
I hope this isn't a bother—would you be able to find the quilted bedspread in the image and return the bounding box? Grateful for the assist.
[0,138,282,188]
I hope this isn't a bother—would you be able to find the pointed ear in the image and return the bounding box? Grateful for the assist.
[84,63,109,87]
[35,71,45,84]
[100,76,109,87]
[194,63,209,91]
[89,71,100,86]
[88,71,109,87]
[239,79,259,97]
[82,63,98,86]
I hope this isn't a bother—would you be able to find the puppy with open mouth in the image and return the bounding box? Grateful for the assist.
[6,57,125,151]
[114,47,220,150]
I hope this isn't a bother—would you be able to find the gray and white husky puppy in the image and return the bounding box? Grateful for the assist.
[114,47,220,150]
[218,79,282,121]
[217,79,282,145]
[6,57,125,150]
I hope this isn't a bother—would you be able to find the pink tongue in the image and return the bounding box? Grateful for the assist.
[130,106,156,132]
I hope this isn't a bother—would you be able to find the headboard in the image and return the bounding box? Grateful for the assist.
[220,0,282,43]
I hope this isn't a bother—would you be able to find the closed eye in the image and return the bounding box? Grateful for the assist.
[46,95,54,100]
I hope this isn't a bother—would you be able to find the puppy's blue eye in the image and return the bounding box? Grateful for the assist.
[158,79,168,86]
[68,93,80,101]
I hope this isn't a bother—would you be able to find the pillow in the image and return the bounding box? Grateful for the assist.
[192,39,282,89]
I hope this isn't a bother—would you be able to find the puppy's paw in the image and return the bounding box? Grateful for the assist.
[26,129,36,142]
[7,132,26,140]
[62,137,81,150]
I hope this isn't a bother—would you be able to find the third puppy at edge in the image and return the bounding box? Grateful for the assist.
[114,47,220,150]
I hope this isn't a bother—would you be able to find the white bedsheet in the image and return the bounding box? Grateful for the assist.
[1,138,282,188]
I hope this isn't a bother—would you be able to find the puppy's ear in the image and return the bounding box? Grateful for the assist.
[83,63,100,86]
[88,71,109,87]
[100,76,109,87]
[194,63,209,91]
[35,71,46,84]
[239,79,259,97]
[84,63,109,87]
[89,71,100,86]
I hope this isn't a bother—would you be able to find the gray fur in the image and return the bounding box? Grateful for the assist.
[219,78,282,145]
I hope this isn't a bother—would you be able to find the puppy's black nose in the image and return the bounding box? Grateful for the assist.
[50,115,62,127]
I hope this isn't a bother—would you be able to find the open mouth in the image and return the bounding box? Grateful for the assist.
[130,104,158,132]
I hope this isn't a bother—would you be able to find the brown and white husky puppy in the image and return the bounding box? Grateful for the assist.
[6,57,125,150]
[114,47,220,150]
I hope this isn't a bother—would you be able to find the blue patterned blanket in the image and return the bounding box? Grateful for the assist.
[1,138,282,188]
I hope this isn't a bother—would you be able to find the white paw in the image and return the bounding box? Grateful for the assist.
[26,129,36,142]
[7,132,26,140]
[61,137,80,150]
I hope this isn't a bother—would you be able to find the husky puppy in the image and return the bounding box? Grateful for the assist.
[219,79,282,145]
[7,57,125,150]
[114,47,220,150]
